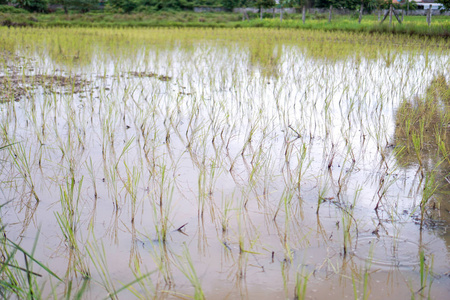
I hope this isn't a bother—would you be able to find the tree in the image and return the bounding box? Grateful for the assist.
[109,0,139,12]
[138,0,196,11]
[52,0,98,13]
[256,0,276,19]
[314,0,360,9]
[436,0,450,11]
[221,0,241,10]
[257,0,276,9]
[12,0,48,12]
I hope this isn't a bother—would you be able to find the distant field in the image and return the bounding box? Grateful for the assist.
[0,10,449,37]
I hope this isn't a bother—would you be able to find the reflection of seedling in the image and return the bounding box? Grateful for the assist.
[417,249,434,298]
[420,171,439,230]
[221,193,234,232]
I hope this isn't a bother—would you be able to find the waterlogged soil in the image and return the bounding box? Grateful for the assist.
[0,66,91,101]
[0,28,450,299]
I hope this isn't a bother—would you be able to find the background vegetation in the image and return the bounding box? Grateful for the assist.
[1,0,448,14]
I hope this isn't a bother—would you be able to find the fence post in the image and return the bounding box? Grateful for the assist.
[389,4,393,27]
[302,5,306,24]
[427,6,432,27]
[328,5,332,23]
[358,3,364,24]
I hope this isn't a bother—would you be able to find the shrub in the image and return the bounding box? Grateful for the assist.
[0,5,29,13]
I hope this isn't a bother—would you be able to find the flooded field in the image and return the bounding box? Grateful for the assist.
[1,27,450,299]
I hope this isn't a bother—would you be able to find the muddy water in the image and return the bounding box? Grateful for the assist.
[0,28,450,299]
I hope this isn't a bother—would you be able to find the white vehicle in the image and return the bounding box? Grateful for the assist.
[417,3,444,10]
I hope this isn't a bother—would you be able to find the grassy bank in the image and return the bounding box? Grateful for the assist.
[0,10,449,37]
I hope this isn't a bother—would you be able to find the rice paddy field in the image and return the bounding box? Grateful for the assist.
[0,27,450,299]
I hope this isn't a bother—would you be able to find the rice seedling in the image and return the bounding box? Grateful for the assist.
[294,268,310,300]
[175,243,204,300]
[7,142,40,202]
[0,206,62,299]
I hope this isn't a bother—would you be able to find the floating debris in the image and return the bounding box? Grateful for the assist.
[0,73,91,102]
[128,71,172,82]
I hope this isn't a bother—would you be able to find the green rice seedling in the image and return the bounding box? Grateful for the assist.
[341,214,350,257]
[55,176,83,248]
[0,215,62,299]
[86,235,154,299]
[127,258,156,299]
[419,249,426,292]
[295,143,311,191]
[149,163,175,244]
[7,142,40,202]
[175,243,204,300]
[147,239,174,287]
[54,176,91,280]
[281,259,290,298]
[417,249,435,298]
[85,239,117,299]
[197,168,207,220]
[352,241,375,300]
[316,175,330,214]
[122,162,141,224]
[220,193,234,233]
[63,279,89,300]
[411,133,423,167]
[294,268,310,300]
[85,158,98,200]
[420,171,439,230]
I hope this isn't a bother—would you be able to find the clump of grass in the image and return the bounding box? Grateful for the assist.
[175,243,205,300]
[395,74,450,157]
[294,268,311,300]
[0,204,62,299]
[394,74,449,227]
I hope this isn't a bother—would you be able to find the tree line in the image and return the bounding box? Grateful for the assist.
[1,0,449,14]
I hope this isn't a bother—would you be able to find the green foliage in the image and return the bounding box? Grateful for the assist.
[221,0,240,9]
[53,0,99,13]
[13,0,48,12]
[315,0,357,9]
[314,0,382,10]
[197,0,223,6]
[436,0,450,11]
[0,4,29,13]
[138,0,196,11]
[256,0,275,8]
[240,0,257,7]
[109,0,139,12]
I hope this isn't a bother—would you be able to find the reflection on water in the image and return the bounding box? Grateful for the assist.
[0,27,450,299]
[394,74,450,239]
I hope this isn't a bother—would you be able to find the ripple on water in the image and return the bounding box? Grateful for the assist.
[354,235,424,268]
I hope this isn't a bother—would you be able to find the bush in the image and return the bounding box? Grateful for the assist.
[15,0,49,13]
[108,0,138,13]
[0,5,29,13]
